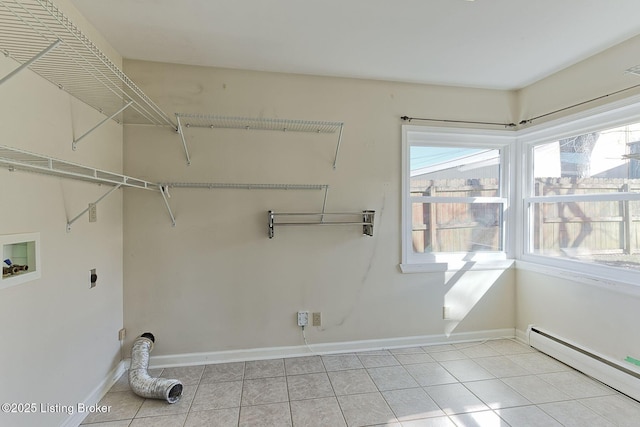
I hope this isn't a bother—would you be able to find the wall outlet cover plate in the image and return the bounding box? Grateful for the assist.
[297,311,309,327]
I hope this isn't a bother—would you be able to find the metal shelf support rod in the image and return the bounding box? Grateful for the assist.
[0,38,60,86]
[159,185,176,227]
[66,183,122,232]
[321,186,329,220]
[175,114,192,166]
[333,123,344,170]
[73,101,133,150]
[273,221,373,226]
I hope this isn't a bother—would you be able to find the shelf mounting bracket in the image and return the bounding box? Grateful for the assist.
[320,185,329,222]
[175,114,192,166]
[159,185,177,227]
[66,184,122,232]
[333,123,344,170]
[0,39,61,86]
[73,101,133,150]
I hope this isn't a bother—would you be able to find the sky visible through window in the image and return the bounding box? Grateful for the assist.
[410,146,495,174]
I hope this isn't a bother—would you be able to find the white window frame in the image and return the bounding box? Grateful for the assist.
[401,125,516,273]
[518,95,640,286]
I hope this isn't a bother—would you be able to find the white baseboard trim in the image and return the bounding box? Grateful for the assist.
[61,360,127,427]
[139,328,515,369]
[514,328,529,344]
[526,325,640,402]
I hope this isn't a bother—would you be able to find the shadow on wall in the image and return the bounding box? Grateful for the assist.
[443,263,511,336]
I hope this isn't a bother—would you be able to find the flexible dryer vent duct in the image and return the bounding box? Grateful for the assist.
[129,333,183,403]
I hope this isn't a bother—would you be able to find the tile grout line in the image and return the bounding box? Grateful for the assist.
[319,353,350,427]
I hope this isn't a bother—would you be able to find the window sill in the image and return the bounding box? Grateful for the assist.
[400,259,514,274]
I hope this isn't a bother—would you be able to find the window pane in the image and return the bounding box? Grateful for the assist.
[533,124,640,196]
[531,201,640,269]
[411,147,500,196]
[411,202,503,253]
[410,178,500,198]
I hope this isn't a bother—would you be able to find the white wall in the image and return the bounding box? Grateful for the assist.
[515,34,640,367]
[518,34,640,125]
[0,1,124,426]
[516,269,640,366]
[121,61,516,357]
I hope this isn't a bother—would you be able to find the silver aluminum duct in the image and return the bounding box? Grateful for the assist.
[129,333,183,403]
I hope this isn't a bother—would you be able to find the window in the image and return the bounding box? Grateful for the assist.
[523,121,640,278]
[402,100,640,283]
[401,126,514,272]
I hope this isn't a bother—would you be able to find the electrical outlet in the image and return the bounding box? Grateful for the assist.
[88,203,97,223]
[118,328,126,341]
[312,312,321,327]
[297,311,309,327]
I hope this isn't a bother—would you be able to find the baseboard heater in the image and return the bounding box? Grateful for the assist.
[527,326,640,402]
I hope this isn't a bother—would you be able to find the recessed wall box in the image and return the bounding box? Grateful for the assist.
[1,232,41,289]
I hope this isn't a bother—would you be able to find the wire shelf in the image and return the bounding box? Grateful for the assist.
[174,113,345,168]
[0,144,158,190]
[0,0,176,128]
[175,113,343,134]
[161,182,327,191]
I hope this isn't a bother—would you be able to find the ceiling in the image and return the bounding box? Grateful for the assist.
[69,0,640,90]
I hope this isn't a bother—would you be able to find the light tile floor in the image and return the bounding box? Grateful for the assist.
[80,339,640,426]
